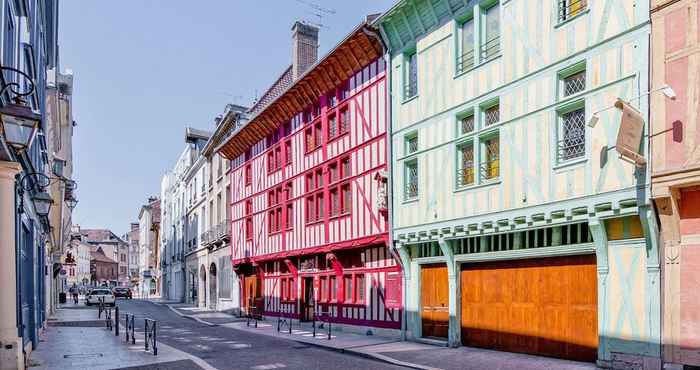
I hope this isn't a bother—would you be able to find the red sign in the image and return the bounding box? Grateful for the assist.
[384,271,402,309]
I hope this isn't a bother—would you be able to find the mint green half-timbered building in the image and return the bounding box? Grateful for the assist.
[378,0,661,367]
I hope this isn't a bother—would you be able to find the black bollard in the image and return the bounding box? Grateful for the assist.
[115,306,119,336]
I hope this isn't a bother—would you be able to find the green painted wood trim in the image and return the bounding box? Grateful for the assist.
[453,242,595,263]
[589,216,610,361]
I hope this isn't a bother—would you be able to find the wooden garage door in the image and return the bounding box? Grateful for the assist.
[461,255,597,362]
[421,264,449,338]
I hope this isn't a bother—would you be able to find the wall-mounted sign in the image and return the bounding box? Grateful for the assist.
[614,99,646,166]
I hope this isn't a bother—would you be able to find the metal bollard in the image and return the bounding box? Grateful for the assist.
[114,306,119,336]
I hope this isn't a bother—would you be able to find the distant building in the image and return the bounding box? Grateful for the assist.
[77,226,130,286]
[138,197,161,297]
[122,223,140,287]
[90,247,118,286]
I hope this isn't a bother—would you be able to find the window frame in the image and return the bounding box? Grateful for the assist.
[557,60,587,100]
[554,99,587,166]
[403,49,418,101]
[404,158,419,201]
[557,0,588,25]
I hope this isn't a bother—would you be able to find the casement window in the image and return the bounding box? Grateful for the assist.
[340,157,351,179]
[267,146,283,173]
[328,113,338,139]
[559,61,586,99]
[327,90,337,108]
[306,193,324,223]
[245,200,253,215]
[404,51,418,99]
[481,2,500,61]
[320,276,328,302]
[288,278,295,300]
[459,112,475,136]
[344,275,353,303]
[284,140,292,165]
[285,204,293,229]
[341,184,351,214]
[557,103,586,163]
[558,0,587,23]
[405,132,418,155]
[329,275,337,301]
[457,17,475,73]
[339,107,349,135]
[283,278,289,300]
[330,188,340,216]
[480,134,500,181]
[329,162,339,183]
[245,218,253,240]
[305,122,323,152]
[483,101,500,126]
[244,164,252,185]
[404,159,419,200]
[355,275,365,304]
[457,142,475,187]
[306,168,324,192]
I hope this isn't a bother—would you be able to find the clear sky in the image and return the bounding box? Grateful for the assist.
[60,0,394,236]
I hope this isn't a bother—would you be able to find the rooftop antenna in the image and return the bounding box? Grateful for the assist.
[295,0,335,32]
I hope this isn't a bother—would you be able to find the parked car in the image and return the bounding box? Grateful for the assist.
[112,287,132,299]
[85,288,116,306]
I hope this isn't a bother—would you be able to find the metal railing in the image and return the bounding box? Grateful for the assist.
[456,167,475,187]
[124,313,136,344]
[404,79,418,99]
[145,319,158,356]
[481,35,500,61]
[456,48,475,74]
[246,304,262,328]
[480,160,500,181]
[312,308,332,340]
[558,0,587,22]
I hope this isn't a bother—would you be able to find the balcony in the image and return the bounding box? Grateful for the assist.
[200,231,213,247]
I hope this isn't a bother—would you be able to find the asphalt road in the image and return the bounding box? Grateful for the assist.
[116,299,407,370]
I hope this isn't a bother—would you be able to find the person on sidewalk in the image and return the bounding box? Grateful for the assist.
[70,284,79,304]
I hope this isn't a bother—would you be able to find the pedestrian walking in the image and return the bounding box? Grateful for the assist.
[70,284,79,304]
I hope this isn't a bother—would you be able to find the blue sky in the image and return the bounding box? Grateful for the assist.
[60,0,394,235]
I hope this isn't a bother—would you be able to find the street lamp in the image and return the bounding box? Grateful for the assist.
[66,194,78,210]
[0,65,40,153]
[33,191,53,217]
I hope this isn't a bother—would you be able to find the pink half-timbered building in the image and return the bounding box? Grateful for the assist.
[216,18,402,332]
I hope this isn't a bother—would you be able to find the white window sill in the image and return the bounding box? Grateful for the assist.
[553,157,587,172]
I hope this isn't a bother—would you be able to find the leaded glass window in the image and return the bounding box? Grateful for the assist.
[558,107,586,161]
[460,114,475,135]
[481,136,499,180]
[457,143,474,187]
[563,71,586,97]
[484,104,500,126]
[405,160,418,199]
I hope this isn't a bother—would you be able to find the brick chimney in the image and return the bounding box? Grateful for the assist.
[291,21,319,80]
[130,223,139,232]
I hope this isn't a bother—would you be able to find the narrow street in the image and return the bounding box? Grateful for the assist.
[116,299,407,370]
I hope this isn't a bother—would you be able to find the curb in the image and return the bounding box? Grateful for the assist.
[159,302,219,327]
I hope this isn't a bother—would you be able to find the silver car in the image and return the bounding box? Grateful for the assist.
[85,288,116,306]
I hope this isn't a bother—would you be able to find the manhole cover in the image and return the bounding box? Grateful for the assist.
[63,353,103,359]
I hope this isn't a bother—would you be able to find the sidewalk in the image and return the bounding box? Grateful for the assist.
[30,303,213,370]
[159,301,599,370]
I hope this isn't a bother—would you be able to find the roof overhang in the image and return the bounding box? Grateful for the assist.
[216,20,384,160]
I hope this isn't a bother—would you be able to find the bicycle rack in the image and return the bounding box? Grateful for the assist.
[312,309,332,340]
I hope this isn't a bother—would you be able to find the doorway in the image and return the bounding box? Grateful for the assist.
[420,263,449,338]
[209,263,217,310]
[301,277,315,321]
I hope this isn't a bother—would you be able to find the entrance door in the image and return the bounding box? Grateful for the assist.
[209,263,217,310]
[421,264,449,338]
[301,277,315,321]
[243,275,258,314]
[460,254,598,362]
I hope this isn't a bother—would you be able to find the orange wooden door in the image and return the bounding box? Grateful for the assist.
[421,264,449,338]
[243,275,258,313]
[460,255,597,362]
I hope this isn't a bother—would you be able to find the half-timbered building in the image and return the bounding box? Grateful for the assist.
[216,18,401,334]
[378,0,661,367]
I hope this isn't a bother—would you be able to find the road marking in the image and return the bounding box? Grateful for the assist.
[251,363,287,369]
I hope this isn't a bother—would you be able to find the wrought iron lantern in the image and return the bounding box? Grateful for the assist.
[0,65,40,152]
[32,191,53,217]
